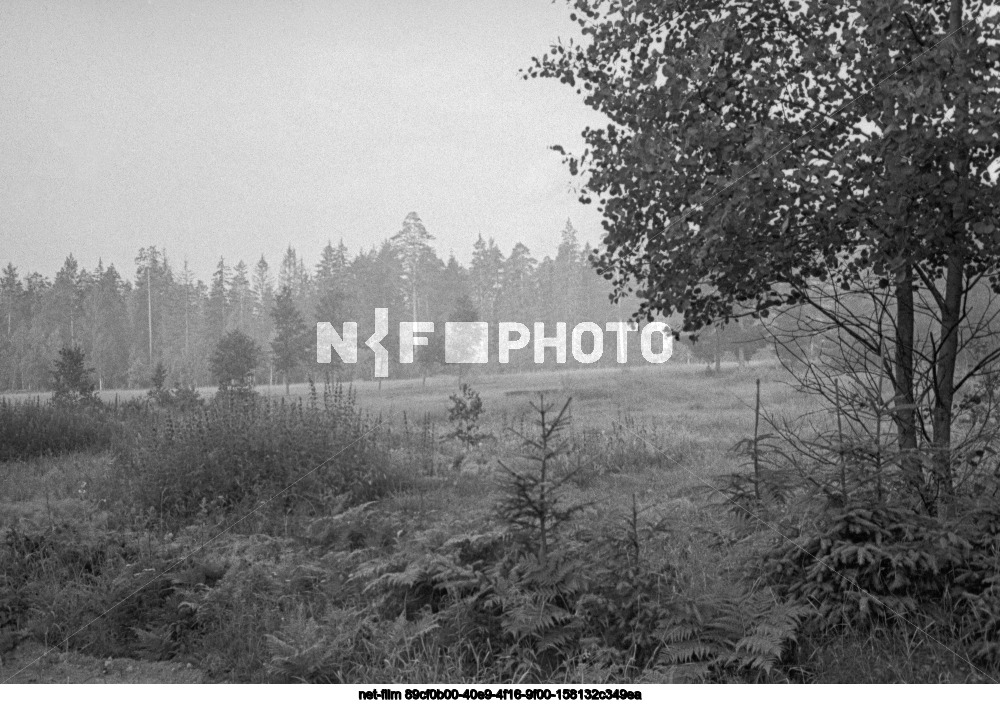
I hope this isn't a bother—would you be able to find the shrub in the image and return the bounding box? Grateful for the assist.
[148,362,204,411]
[764,500,1000,665]
[0,522,140,652]
[446,383,491,447]
[106,383,395,526]
[0,399,118,461]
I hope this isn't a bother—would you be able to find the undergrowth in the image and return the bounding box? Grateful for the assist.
[3,371,1000,683]
[101,381,397,528]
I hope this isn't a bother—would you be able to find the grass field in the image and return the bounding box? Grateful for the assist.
[1,361,995,683]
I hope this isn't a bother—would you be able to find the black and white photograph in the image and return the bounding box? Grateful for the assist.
[2,0,1000,690]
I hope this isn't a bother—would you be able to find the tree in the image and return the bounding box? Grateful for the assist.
[252,255,275,382]
[85,263,130,390]
[206,256,230,347]
[391,212,436,323]
[690,318,769,373]
[209,329,260,397]
[314,275,351,381]
[448,294,481,382]
[229,260,251,330]
[349,241,405,382]
[278,245,310,300]
[0,264,23,390]
[133,246,173,373]
[429,252,472,326]
[271,284,310,394]
[19,273,57,391]
[554,219,585,324]
[51,345,100,407]
[469,234,505,325]
[501,242,538,318]
[316,238,349,288]
[530,0,1000,513]
[50,255,83,349]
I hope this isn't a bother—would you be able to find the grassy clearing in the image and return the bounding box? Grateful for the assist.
[0,362,996,683]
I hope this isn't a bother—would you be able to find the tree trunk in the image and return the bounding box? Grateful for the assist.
[893,264,920,490]
[932,253,963,514]
[929,0,966,516]
[714,328,722,373]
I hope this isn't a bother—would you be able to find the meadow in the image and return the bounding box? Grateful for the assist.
[1,361,997,683]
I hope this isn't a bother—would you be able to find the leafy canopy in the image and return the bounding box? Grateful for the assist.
[528,0,1000,331]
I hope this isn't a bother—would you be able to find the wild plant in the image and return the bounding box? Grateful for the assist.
[105,382,393,527]
[148,361,203,411]
[446,383,492,448]
[495,395,586,561]
[716,379,795,530]
[0,399,117,460]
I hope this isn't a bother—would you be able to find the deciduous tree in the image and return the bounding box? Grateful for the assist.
[530,0,1000,512]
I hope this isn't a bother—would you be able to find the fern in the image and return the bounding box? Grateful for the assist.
[485,549,590,679]
[358,530,505,619]
[656,588,808,682]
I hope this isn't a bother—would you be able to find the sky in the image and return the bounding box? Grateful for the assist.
[0,0,604,283]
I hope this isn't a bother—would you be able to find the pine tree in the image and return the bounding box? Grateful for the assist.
[229,260,251,330]
[271,284,310,394]
[500,242,537,327]
[51,345,100,407]
[210,329,260,398]
[206,256,230,346]
[315,239,347,287]
[51,255,82,349]
[314,273,350,380]
[449,294,480,383]
[84,263,130,390]
[469,234,505,324]
[391,211,435,323]
[554,220,583,324]
[0,264,22,389]
[278,245,305,297]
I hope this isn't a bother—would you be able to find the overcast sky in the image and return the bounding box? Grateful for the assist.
[0,0,603,282]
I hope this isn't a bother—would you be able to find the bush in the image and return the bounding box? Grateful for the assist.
[446,383,491,447]
[764,501,1000,665]
[148,362,203,411]
[106,383,396,526]
[0,522,140,652]
[0,399,118,461]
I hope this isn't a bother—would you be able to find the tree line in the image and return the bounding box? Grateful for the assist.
[0,214,675,392]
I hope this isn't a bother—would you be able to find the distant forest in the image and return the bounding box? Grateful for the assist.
[1,214,681,392]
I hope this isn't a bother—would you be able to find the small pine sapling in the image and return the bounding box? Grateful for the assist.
[496,394,586,562]
[446,383,492,447]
